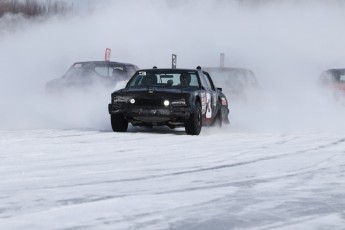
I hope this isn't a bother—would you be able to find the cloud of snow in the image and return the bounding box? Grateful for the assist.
[1,0,345,133]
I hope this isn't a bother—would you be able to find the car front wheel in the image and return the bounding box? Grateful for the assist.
[185,102,202,135]
[111,114,128,132]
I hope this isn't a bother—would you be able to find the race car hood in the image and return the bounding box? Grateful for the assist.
[112,87,191,96]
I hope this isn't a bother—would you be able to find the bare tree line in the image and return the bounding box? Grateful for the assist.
[0,0,72,18]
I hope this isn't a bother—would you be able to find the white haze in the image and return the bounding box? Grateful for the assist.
[1,0,345,133]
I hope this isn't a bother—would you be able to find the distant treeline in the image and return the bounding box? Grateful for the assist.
[0,0,71,18]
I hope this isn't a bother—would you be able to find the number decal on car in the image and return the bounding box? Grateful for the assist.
[206,93,212,118]
[201,92,207,114]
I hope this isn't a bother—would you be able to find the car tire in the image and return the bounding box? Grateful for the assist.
[185,102,202,135]
[111,114,128,132]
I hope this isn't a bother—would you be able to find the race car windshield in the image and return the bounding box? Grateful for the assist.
[331,71,345,82]
[64,63,91,78]
[126,71,200,89]
[64,63,127,79]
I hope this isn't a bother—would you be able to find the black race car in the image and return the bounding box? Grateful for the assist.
[46,61,139,93]
[108,67,230,135]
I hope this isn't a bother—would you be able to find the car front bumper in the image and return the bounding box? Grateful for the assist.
[108,104,191,122]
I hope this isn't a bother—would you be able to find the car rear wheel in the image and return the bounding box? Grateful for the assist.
[185,102,202,135]
[111,114,128,132]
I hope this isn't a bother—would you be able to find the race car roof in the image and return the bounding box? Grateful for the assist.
[137,67,203,73]
[72,61,137,66]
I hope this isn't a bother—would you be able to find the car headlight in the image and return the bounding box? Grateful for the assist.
[130,98,135,104]
[171,99,187,106]
[163,100,170,107]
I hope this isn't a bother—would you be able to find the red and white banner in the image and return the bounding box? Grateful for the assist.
[104,48,111,61]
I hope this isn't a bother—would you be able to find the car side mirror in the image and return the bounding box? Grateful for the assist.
[217,87,222,92]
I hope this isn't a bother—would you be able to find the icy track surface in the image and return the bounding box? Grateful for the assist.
[1,128,345,230]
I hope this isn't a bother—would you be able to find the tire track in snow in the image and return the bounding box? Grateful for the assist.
[18,137,345,193]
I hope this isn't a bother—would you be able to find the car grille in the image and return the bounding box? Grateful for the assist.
[135,98,162,107]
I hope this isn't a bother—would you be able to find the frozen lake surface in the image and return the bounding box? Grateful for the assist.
[1,128,345,229]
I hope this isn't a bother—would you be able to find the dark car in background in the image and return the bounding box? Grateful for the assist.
[46,61,139,93]
[320,68,345,101]
[204,53,258,101]
[108,67,230,135]
[320,68,345,90]
[204,67,257,101]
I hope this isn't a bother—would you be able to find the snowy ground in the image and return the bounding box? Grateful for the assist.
[1,126,345,230]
